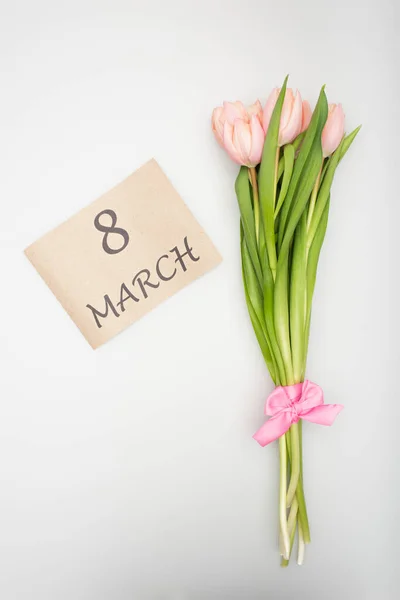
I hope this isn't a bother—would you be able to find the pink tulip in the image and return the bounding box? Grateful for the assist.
[262,88,305,146]
[211,100,263,147]
[321,103,345,157]
[223,115,265,167]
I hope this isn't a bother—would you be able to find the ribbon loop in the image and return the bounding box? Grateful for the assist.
[253,380,343,447]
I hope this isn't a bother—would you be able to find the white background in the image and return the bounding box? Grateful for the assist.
[1,1,398,598]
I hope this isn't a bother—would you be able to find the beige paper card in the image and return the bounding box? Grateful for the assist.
[25,159,222,348]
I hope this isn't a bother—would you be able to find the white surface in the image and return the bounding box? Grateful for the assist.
[1,1,398,598]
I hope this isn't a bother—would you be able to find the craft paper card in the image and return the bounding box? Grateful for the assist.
[25,159,222,348]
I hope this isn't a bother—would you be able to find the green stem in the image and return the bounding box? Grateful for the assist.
[286,429,310,544]
[277,132,306,180]
[294,482,310,543]
[295,422,311,543]
[279,435,290,559]
[286,428,292,459]
[274,144,295,220]
[280,498,298,567]
[281,421,311,565]
[306,163,323,230]
[248,167,260,245]
[287,497,299,536]
[274,255,294,384]
[290,211,307,383]
[286,422,300,507]
[297,520,305,565]
[269,147,280,280]
[280,524,297,567]
[281,423,311,565]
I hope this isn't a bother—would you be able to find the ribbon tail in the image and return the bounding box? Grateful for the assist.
[253,412,293,447]
[301,404,344,426]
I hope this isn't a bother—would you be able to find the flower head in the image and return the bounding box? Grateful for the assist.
[263,88,308,146]
[222,115,265,167]
[321,103,345,157]
[211,100,264,166]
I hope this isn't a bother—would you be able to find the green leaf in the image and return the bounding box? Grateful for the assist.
[302,127,360,372]
[235,167,263,287]
[277,86,328,249]
[292,131,306,153]
[304,199,330,364]
[241,226,277,382]
[318,125,361,193]
[258,76,288,278]
[259,225,286,386]
[340,125,361,162]
[278,90,328,268]
[306,136,344,251]
[274,249,294,384]
[275,144,295,219]
[273,87,328,385]
[277,133,305,181]
[290,211,307,382]
[241,226,263,320]
[244,287,276,382]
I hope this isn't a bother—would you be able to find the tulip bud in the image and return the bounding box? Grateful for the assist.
[223,115,265,167]
[211,101,261,146]
[263,88,304,146]
[321,104,345,157]
[211,100,264,165]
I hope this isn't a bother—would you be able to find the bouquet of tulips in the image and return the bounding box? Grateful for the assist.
[211,77,360,566]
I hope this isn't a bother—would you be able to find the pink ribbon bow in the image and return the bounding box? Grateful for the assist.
[253,380,343,447]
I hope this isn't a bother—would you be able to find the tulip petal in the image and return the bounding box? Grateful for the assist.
[280,89,294,132]
[322,103,345,157]
[233,119,252,164]
[262,88,279,133]
[248,99,263,121]
[223,121,243,164]
[248,115,265,166]
[279,90,303,146]
[301,100,312,133]
[223,101,247,124]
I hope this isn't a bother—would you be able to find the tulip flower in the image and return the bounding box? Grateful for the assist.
[321,103,345,157]
[223,115,265,167]
[211,100,263,147]
[263,88,306,146]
